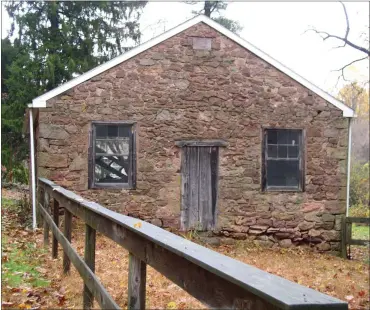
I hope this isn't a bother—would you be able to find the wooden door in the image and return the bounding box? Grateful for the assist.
[180,146,219,231]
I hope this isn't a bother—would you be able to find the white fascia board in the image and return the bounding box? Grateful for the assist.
[31,15,354,117]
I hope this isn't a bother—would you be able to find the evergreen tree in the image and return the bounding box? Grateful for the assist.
[6,1,147,91]
[187,1,243,34]
[2,1,147,182]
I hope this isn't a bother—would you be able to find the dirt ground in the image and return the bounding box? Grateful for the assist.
[2,188,369,309]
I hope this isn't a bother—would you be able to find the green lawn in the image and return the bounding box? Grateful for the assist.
[2,197,50,288]
[352,224,370,240]
[2,240,50,287]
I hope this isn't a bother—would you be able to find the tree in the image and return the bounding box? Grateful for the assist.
[1,2,146,182]
[6,1,147,91]
[187,1,243,34]
[337,83,369,164]
[307,2,369,83]
[1,38,20,95]
[338,82,369,118]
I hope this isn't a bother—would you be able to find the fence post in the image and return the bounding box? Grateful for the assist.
[38,186,44,227]
[341,216,347,259]
[83,224,96,309]
[43,190,50,248]
[128,253,147,310]
[52,198,59,258]
[63,209,72,274]
[347,222,352,246]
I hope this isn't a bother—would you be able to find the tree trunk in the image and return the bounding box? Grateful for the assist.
[204,1,212,17]
[47,1,59,90]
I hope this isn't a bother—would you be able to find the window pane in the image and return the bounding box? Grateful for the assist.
[267,130,277,144]
[118,126,131,137]
[107,125,118,138]
[96,139,129,155]
[278,145,288,158]
[267,160,299,187]
[289,130,300,146]
[94,155,129,184]
[96,125,107,138]
[288,145,299,158]
[277,130,288,144]
[267,145,277,158]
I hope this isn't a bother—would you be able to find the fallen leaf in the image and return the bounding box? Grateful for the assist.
[134,222,142,229]
[358,290,366,297]
[11,288,21,293]
[345,295,354,302]
[35,267,47,274]
[167,301,177,309]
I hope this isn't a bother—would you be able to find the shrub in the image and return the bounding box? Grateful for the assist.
[349,203,369,218]
[350,162,369,217]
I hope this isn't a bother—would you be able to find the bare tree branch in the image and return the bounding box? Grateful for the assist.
[307,28,370,55]
[306,2,369,56]
[332,56,369,83]
[339,1,350,48]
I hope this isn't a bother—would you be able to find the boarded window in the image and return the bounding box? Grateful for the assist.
[262,129,304,191]
[88,122,136,189]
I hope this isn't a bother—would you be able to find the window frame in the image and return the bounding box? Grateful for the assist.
[88,120,137,190]
[261,127,305,192]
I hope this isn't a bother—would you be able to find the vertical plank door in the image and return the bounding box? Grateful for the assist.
[181,146,218,231]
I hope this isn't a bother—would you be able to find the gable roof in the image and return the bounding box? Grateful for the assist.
[30,15,354,117]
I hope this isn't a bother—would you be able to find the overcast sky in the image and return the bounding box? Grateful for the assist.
[2,1,369,96]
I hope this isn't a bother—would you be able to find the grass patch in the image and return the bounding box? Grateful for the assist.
[2,197,20,210]
[2,237,49,288]
[352,224,370,240]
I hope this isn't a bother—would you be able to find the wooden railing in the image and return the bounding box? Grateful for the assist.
[38,177,348,310]
[341,217,370,259]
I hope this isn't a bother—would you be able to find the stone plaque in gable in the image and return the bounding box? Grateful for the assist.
[192,37,212,50]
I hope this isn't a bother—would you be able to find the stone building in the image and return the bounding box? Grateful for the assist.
[26,15,355,252]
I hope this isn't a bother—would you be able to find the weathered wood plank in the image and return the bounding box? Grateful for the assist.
[43,190,50,248]
[128,253,146,310]
[347,223,352,248]
[198,147,212,231]
[348,239,369,246]
[346,217,370,224]
[175,140,228,147]
[83,224,96,309]
[52,198,59,258]
[38,187,44,227]
[188,147,200,230]
[39,178,348,310]
[210,146,219,229]
[38,203,119,309]
[341,217,347,259]
[63,209,72,274]
[180,147,190,231]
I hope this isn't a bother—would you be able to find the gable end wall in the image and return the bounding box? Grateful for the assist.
[37,22,349,252]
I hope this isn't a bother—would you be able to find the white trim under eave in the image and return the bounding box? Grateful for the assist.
[31,15,355,117]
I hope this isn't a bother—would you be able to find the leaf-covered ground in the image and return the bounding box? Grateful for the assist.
[2,188,369,309]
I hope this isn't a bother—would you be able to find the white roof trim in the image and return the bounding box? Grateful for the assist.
[31,15,354,117]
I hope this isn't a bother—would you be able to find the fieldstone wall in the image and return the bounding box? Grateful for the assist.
[36,22,349,252]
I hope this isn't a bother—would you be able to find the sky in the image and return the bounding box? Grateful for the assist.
[1,1,369,96]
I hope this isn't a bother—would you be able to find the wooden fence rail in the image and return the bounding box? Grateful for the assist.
[341,217,370,258]
[38,177,348,310]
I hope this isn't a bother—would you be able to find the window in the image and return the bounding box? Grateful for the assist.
[262,129,304,191]
[89,121,136,189]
